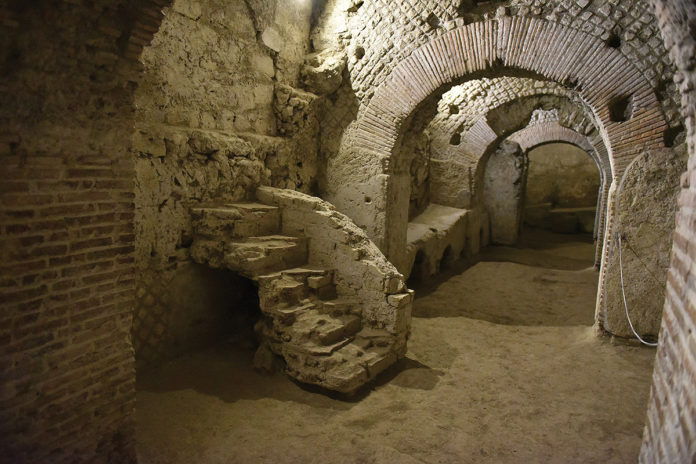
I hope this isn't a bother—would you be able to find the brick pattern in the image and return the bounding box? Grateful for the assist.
[508,121,611,266]
[420,77,612,273]
[425,78,605,178]
[430,81,607,170]
[341,0,680,128]
[429,77,569,156]
[641,1,696,462]
[508,122,600,173]
[341,17,669,332]
[353,17,667,177]
[0,1,171,462]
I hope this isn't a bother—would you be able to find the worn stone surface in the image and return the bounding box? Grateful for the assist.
[526,144,601,210]
[406,204,469,282]
[484,141,528,245]
[524,143,601,232]
[302,49,347,96]
[603,147,685,340]
[135,232,655,464]
[0,0,692,461]
[131,124,321,366]
[318,4,683,345]
[189,187,411,393]
[137,0,312,134]
[132,0,321,368]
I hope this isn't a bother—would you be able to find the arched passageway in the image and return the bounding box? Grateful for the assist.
[523,142,601,239]
[329,16,674,340]
[1,1,693,462]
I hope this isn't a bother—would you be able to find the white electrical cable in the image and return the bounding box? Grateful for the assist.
[617,234,658,347]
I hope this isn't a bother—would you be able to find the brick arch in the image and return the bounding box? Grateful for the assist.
[507,123,607,180]
[427,91,612,267]
[506,122,611,266]
[426,91,607,212]
[352,16,666,175]
[330,14,667,285]
[443,94,607,172]
[428,77,571,164]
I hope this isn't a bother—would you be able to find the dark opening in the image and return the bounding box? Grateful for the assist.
[608,94,633,122]
[439,245,455,272]
[346,0,364,13]
[426,13,441,29]
[407,250,426,288]
[355,46,365,59]
[664,124,684,148]
[460,238,468,258]
[457,0,504,18]
[450,132,461,146]
[226,275,262,351]
[133,267,261,372]
[449,104,460,115]
[605,33,621,49]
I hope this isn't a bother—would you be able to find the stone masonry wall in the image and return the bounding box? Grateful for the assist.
[320,7,682,343]
[525,143,601,211]
[132,0,318,368]
[316,0,680,119]
[313,0,682,171]
[641,1,696,461]
[312,0,683,272]
[0,0,172,462]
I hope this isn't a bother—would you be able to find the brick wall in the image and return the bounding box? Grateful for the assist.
[325,12,680,342]
[327,0,679,122]
[641,1,696,461]
[0,1,170,462]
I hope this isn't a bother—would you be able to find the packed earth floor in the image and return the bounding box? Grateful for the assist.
[136,229,656,464]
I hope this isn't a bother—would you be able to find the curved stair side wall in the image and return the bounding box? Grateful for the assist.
[256,187,413,343]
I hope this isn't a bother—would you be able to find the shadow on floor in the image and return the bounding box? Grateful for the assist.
[137,343,443,408]
[137,343,354,410]
[411,229,599,327]
[373,357,444,391]
[481,228,596,271]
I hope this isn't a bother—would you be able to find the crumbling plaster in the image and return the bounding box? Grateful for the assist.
[311,3,684,340]
[0,0,694,461]
[132,0,321,366]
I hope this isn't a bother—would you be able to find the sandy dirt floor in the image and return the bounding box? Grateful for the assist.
[136,229,657,464]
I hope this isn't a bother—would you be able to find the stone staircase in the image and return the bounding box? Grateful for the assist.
[190,188,412,394]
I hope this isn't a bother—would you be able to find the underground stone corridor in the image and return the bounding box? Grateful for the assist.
[136,231,655,464]
[2,0,696,462]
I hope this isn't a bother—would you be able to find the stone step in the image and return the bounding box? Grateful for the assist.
[291,309,362,346]
[191,202,281,238]
[256,267,335,310]
[352,327,394,350]
[258,278,309,312]
[224,235,308,277]
[327,344,397,391]
[283,340,398,394]
[256,266,333,285]
[317,298,361,317]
